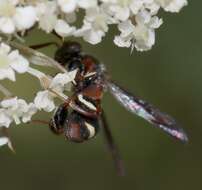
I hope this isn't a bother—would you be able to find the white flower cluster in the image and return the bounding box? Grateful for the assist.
[0,97,37,127]
[0,42,77,149]
[0,0,187,51]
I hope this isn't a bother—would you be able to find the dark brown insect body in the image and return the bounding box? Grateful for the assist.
[50,41,105,143]
[33,41,188,175]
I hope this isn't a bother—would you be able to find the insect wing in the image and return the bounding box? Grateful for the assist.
[107,81,188,142]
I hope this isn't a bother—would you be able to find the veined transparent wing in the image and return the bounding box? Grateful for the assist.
[107,81,188,142]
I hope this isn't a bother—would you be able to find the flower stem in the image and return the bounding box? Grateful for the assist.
[0,84,13,97]
[27,67,46,79]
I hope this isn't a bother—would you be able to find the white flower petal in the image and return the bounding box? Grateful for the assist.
[54,19,76,37]
[156,0,188,12]
[1,97,18,108]
[75,24,104,44]
[130,0,144,14]
[9,50,29,73]
[1,97,37,125]
[0,109,12,128]
[0,137,9,146]
[0,43,11,55]
[36,2,58,33]
[149,16,163,28]
[13,6,37,30]
[22,103,37,123]
[77,0,98,9]
[34,91,55,112]
[0,17,15,34]
[58,0,77,13]
[50,70,77,89]
[118,20,134,36]
[114,35,131,48]
[0,68,15,81]
[110,6,130,21]
[84,30,104,44]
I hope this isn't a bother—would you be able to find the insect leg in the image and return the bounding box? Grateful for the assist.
[30,119,64,135]
[65,94,99,118]
[30,119,50,125]
[29,42,60,50]
[99,110,125,176]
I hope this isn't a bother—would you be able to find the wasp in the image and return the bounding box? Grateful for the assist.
[26,41,188,176]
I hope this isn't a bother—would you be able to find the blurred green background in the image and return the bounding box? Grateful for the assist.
[1,1,202,190]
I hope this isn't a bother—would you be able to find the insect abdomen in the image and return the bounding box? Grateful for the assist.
[49,104,68,134]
